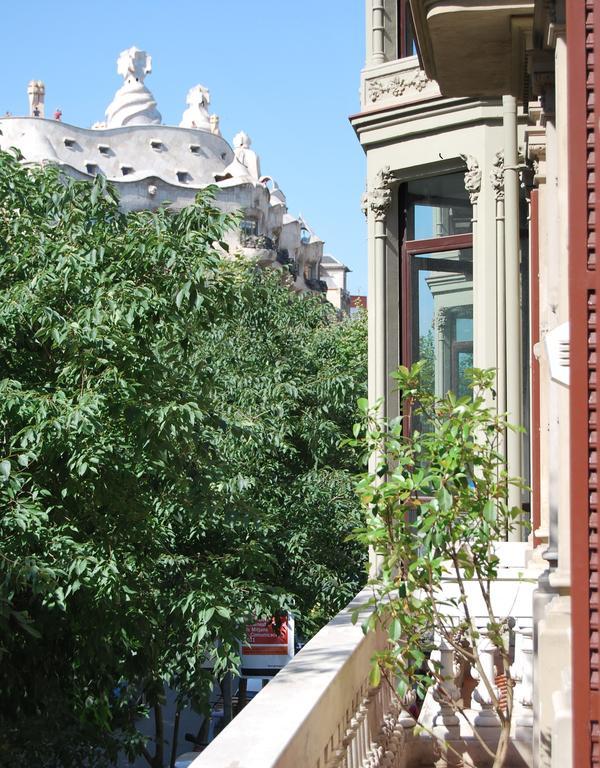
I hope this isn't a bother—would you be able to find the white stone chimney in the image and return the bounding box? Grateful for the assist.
[27,80,45,118]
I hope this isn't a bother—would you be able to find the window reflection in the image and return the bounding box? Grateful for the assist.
[411,248,473,402]
[406,173,473,240]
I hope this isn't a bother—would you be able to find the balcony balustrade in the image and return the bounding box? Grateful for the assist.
[189,545,537,768]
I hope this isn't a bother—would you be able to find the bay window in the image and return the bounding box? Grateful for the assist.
[400,171,474,401]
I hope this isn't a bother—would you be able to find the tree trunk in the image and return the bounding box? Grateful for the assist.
[169,706,181,768]
[153,702,164,768]
[492,716,511,768]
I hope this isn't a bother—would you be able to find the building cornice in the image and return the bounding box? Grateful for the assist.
[350,97,506,149]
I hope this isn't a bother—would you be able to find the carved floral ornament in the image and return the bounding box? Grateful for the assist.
[436,307,448,332]
[491,150,505,201]
[459,154,481,205]
[368,69,430,102]
[363,166,395,221]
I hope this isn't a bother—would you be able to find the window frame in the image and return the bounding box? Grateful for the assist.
[401,232,474,374]
[397,0,418,59]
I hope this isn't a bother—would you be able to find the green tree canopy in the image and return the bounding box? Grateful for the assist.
[205,264,367,636]
[0,151,366,766]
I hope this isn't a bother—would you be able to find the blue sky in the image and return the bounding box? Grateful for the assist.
[0,1,368,294]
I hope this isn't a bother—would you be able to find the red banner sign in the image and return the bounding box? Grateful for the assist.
[244,618,289,655]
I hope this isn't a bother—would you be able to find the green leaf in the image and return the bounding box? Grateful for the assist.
[0,460,11,480]
[483,500,495,522]
[437,486,452,512]
[388,617,401,642]
[369,662,381,688]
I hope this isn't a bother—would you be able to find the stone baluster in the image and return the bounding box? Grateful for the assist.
[364,684,380,766]
[342,726,351,768]
[350,711,361,767]
[373,686,387,766]
[513,619,534,738]
[398,688,417,731]
[327,742,344,768]
[357,695,369,764]
[386,698,403,767]
[327,711,349,768]
[429,632,461,735]
[471,622,502,729]
[380,709,395,767]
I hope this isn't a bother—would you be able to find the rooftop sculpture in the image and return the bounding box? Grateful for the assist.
[104,47,162,128]
[215,130,261,183]
[0,46,346,308]
[27,80,45,118]
[180,84,211,130]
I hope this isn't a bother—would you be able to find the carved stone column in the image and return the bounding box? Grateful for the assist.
[365,167,394,416]
[491,150,507,460]
[503,94,524,533]
[371,0,385,64]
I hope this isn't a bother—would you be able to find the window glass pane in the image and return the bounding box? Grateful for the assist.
[455,317,472,342]
[240,219,258,237]
[411,248,473,402]
[406,172,472,240]
[405,7,417,57]
[398,0,418,58]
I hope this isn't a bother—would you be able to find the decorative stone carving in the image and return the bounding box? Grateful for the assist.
[491,151,505,201]
[436,307,448,333]
[526,100,547,185]
[215,131,261,183]
[361,186,369,218]
[179,84,212,130]
[233,131,260,179]
[28,80,45,118]
[368,69,429,103]
[365,167,395,221]
[105,47,162,128]
[267,179,287,208]
[460,154,481,205]
[209,114,221,136]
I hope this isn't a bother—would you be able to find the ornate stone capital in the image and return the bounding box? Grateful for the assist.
[526,99,548,184]
[490,151,505,202]
[360,187,369,218]
[460,154,481,205]
[436,307,448,333]
[365,166,395,221]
